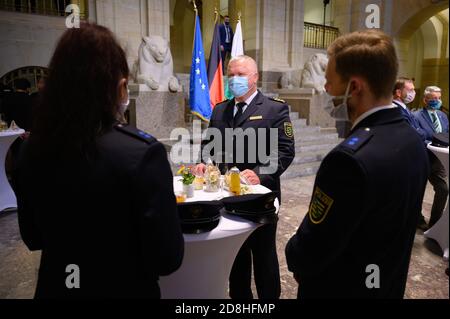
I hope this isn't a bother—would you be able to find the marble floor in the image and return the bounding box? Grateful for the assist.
[0,175,448,299]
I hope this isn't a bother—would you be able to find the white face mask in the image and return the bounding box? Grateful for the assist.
[119,88,130,114]
[403,90,415,104]
[323,82,352,121]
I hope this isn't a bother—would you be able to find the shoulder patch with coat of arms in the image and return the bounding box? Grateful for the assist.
[308,186,334,224]
[284,122,294,138]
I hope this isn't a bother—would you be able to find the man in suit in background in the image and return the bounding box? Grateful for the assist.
[3,78,33,131]
[2,78,33,189]
[392,77,427,140]
[219,15,234,73]
[392,77,429,230]
[414,86,449,229]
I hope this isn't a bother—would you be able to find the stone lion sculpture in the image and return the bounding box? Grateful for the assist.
[301,53,328,94]
[279,69,302,90]
[135,35,180,92]
[278,53,328,93]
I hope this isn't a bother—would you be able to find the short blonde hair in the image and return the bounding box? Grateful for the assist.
[228,55,258,74]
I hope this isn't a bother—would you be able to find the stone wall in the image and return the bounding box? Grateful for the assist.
[92,0,170,71]
[277,89,335,128]
[135,87,185,139]
[0,11,66,77]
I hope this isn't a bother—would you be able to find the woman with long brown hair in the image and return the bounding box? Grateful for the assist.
[14,22,184,298]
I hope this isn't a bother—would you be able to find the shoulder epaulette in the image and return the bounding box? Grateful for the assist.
[340,127,374,153]
[114,123,155,144]
[270,97,286,103]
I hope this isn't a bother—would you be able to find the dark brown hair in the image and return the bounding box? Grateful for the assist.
[328,29,398,99]
[393,77,413,95]
[30,22,129,161]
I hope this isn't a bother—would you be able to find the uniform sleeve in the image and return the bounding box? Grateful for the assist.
[132,141,184,276]
[15,141,43,251]
[254,103,295,187]
[285,150,367,279]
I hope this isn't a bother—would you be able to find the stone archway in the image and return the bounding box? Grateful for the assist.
[0,66,48,93]
[394,0,448,39]
[394,1,449,112]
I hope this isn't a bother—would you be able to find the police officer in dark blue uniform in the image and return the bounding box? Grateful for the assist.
[15,23,184,298]
[194,55,295,299]
[285,30,429,298]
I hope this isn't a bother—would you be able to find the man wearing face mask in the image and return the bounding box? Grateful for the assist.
[193,55,295,299]
[414,86,449,229]
[219,15,234,72]
[285,30,430,298]
[392,77,427,141]
[392,78,431,231]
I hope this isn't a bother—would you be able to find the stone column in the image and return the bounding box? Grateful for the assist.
[146,0,170,40]
[394,37,411,77]
[287,0,304,70]
[93,0,141,68]
[242,0,305,92]
[332,0,352,35]
[240,0,261,64]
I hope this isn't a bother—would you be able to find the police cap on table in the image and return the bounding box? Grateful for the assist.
[221,192,278,224]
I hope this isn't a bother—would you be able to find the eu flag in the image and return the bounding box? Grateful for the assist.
[189,14,211,121]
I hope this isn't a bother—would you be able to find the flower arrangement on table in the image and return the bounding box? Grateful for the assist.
[177,165,195,185]
[204,162,221,192]
[177,165,195,198]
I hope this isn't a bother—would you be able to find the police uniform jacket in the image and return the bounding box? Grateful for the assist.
[285,107,429,298]
[203,91,295,196]
[15,124,184,298]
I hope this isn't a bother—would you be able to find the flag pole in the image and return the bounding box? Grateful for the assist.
[214,7,219,23]
[192,0,197,49]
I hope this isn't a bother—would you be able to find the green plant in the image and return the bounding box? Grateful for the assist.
[181,167,195,185]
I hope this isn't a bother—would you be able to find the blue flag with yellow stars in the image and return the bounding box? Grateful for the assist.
[189,14,211,121]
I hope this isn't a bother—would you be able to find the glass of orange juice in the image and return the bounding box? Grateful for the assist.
[175,191,187,203]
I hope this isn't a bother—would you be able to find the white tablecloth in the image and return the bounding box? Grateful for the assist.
[424,143,449,260]
[159,177,279,299]
[0,130,24,212]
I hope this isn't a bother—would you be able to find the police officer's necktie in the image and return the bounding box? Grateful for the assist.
[430,112,441,133]
[234,102,246,127]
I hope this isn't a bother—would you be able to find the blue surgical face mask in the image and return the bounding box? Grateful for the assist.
[229,76,250,98]
[427,99,442,110]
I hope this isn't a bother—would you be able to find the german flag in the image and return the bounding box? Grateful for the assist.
[207,22,225,109]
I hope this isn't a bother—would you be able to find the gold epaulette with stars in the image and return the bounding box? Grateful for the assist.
[270,97,286,103]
